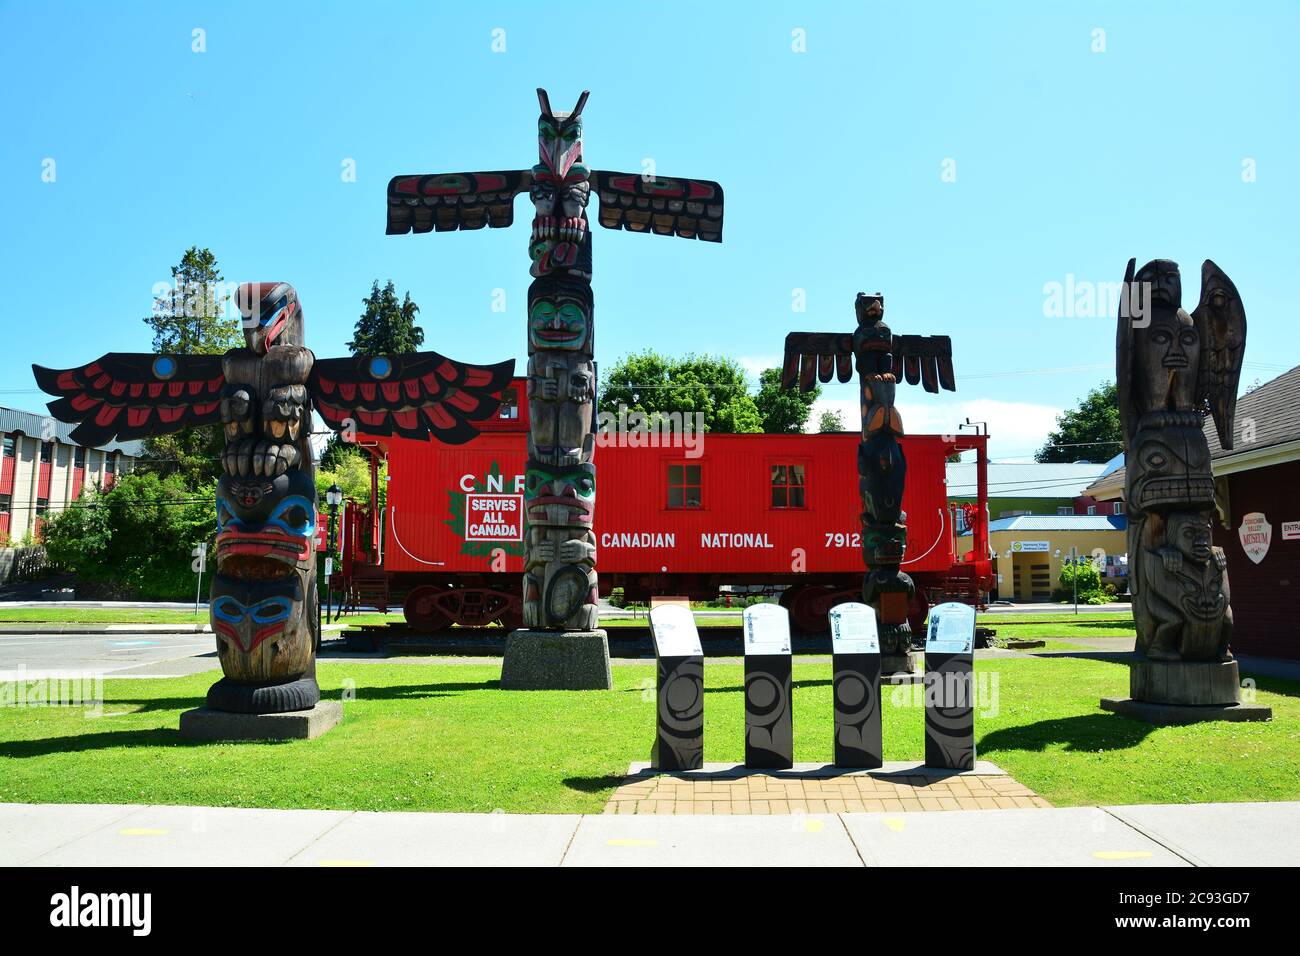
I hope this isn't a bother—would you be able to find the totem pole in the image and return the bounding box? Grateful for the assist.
[385,88,724,689]
[1104,258,1267,720]
[782,293,956,673]
[35,282,512,721]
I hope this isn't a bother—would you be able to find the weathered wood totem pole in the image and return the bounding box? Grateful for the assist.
[35,282,512,723]
[385,88,724,689]
[1102,258,1269,722]
[782,293,956,673]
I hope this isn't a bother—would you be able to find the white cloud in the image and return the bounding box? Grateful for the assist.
[736,354,782,381]
[808,389,1064,461]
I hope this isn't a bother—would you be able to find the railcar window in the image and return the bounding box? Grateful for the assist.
[2,437,14,459]
[667,463,702,509]
[771,464,806,509]
[74,447,86,468]
[40,442,52,464]
[498,387,519,419]
[0,494,10,514]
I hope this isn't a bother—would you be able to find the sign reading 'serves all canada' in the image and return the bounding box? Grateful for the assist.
[464,493,523,542]
[1238,512,1272,565]
[445,462,527,557]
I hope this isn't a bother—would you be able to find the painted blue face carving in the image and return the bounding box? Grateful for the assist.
[216,469,318,567]
[210,574,303,655]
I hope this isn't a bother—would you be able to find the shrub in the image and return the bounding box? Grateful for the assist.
[1054,559,1110,605]
[41,472,214,600]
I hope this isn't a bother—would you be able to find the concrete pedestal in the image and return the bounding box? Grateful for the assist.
[500,629,613,690]
[179,701,342,741]
[1100,697,1272,725]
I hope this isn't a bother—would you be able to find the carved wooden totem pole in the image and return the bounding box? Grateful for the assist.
[35,282,512,720]
[1105,258,1267,720]
[385,88,724,688]
[783,293,956,673]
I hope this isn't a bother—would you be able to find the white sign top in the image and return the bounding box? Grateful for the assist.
[829,602,879,655]
[926,602,976,654]
[648,604,703,657]
[742,603,791,655]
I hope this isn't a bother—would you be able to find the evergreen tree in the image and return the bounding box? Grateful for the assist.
[138,247,237,486]
[349,280,425,355]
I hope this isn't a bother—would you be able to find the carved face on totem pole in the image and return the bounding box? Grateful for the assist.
[210,573,309,675]
[237,282,305,354]
[525,461,596,528]
[536,89,589,181]
[527,274,593,355]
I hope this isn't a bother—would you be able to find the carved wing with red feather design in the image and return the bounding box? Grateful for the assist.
[309,353,515,445]
[591,172,724,241]
[32,354,225,446]
[386,172,531,235]
[781,332,956,394]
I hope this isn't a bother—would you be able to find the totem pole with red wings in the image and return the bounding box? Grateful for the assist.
[385,88,724,644]
[35,282,513,713]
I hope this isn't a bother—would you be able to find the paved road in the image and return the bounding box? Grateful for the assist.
[1,800,1295,866]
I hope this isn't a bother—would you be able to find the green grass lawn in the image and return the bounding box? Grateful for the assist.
[0,608,208,625]
[1,657,1294,814]
[988,618,1137,641]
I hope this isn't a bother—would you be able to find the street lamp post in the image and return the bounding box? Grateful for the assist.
[325,483,343,624]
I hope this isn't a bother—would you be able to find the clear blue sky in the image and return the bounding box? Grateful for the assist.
[2,1,1296,460]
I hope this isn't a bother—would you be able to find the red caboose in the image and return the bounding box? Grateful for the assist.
[335,379,991,633]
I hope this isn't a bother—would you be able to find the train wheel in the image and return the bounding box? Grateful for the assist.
[403,585,452,633]
[784,585,838,633]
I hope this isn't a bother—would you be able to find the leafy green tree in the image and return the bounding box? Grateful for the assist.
[349,280,425,355]
[599,351,762,433]
[753,367,820,433]
[1055,559,1109,604]
[315,445,384,506]
[816,408,845,433]
[138,247,238,486]
[1036,382,1123,463]
[42,471,214,600]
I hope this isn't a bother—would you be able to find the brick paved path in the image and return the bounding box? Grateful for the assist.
[604,762,1051,815]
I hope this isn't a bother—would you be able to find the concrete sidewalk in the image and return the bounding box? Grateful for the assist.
[2,801,1295,867]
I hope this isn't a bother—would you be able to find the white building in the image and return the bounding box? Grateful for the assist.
[0,407,143,544]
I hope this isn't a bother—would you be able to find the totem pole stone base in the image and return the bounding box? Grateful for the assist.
[179,700,343,741]
[500,629,613,691]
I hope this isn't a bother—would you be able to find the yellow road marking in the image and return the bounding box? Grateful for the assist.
[1093,850,1153,860]
[606,838,659,847]
[883,818,906,832]
[803,819,824,833]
